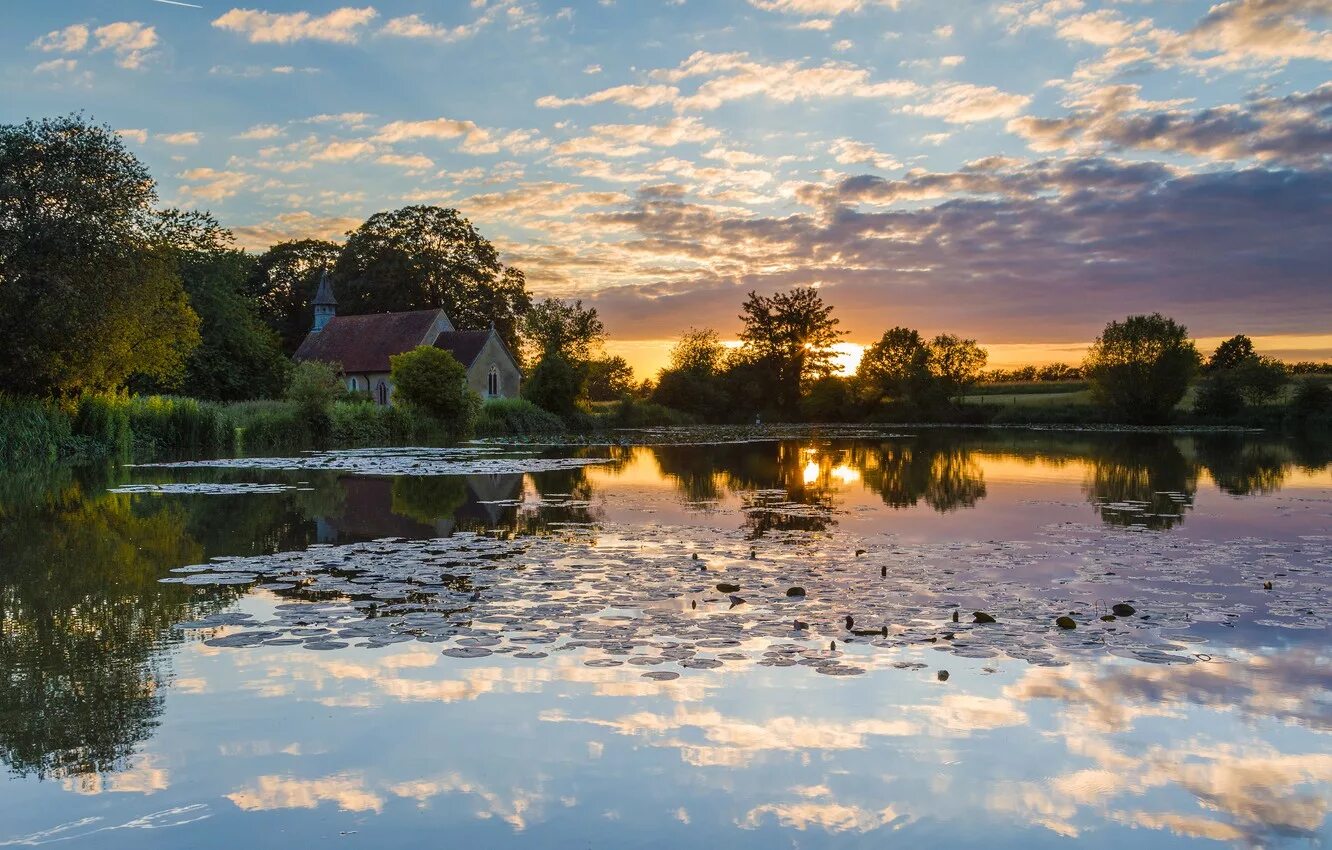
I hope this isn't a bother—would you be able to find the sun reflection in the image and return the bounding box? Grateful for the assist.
[802,461,820,484]
[831,464,860,485]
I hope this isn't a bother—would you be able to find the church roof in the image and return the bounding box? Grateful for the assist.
[312,271,337,306]
[435,330,494,367]
[293,309,444,373]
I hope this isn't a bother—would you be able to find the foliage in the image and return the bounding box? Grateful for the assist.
[475,398,566,436]
[285,360,343,438]
[584,355,635,402]
[245,238,343,354]
[737,287,844,414]
[0,114,200,395]
[333,206,530,354]
[0,396,73,466]
[1287,379,1332,429]
[856,327,932,405]
[522,298,605,365]
[523,351,584,418]
[927,334,989,403]
[603,397,696,428]
[800,375,858,422]
[1206,334,1257,372]
[388,346,480,440]
[670,327,727,374]
[126,395,232,455]
[1083,313,1200,424]
[144,211,288,401]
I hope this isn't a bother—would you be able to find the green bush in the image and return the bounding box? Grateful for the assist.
[388,346,479,442]
[286,361,342,442]
[475,398,565,436]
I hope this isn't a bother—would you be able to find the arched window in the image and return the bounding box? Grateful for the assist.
[347,377,358,392]
[376,380,388,406]
[487,366,499,397]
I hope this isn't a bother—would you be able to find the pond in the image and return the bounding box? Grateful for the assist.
[1,427,1330,848]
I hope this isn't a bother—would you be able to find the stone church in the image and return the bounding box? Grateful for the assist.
[293,272,522,405]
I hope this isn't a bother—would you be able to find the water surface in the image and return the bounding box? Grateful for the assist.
[2,429,1330,848]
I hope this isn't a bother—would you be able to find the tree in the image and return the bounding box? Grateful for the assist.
[928,334,988,404]
[856,327,932,405]
[1207,334,1257,372]
[0,114,199,395]
[522,298,605,365]
[523,352,583,418]
[333,206,530,354]
[801,375,857,422]
[143,210,288,401]
[1084,313,1200,423]
[246,239,342,354]
[652,328,731,418]
[669,327,727,375]
[737,287,844,415]
[584,356,635,401]
[389,346,480,440]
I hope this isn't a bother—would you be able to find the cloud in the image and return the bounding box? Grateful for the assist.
[380,1,531,42]
[33,21,158,68]
[747,0,901,16]
[1010,83,1332,167]
[177,167,253,200]
[904,83,1031,123]
[158,131,201,145]
[371,117,496,152]
[92,22,159,69]
[31,24,90,53]
[537,84,682,109]
[228,773,383,813]
[376,152,435,173]
[828,138,902,170]
[212,6,378,44]
[311,139,376,161]
[231,211,362,249]
[34,58,81,75]
[117,128,148,144]
[657,51,919,111]
[236,124,284,140]
[555,117,720,157]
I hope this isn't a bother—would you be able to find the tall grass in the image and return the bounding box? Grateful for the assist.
[0,396,73,466]
[127,396,233,456]
[475,398,565,436]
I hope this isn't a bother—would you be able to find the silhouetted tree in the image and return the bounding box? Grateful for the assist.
[738,287,844,415]
[1084,313,1200,423]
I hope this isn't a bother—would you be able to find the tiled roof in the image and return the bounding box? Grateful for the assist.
[292,310,443,373]
[435,330,493,367]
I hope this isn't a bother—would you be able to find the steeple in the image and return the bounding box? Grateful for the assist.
[312,270,337,333]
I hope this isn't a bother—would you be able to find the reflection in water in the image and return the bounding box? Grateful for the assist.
[0,431,1328,849]
[0,468,230,781]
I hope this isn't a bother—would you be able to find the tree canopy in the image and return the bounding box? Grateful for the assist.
[333,206,530,354]
[737,287,844,414]
[1084,313,1200,423]
[0,114,199,395]
[522,298,605,365]
[246,239,342,354]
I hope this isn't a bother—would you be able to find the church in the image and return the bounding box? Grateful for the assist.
[293,272,522,406]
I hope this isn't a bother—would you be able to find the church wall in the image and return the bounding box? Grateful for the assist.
[466,335,522,400]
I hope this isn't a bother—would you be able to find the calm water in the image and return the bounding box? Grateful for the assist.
[2,428,1330,848]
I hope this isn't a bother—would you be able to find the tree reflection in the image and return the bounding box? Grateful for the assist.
[852,435,988,512]
[0,467,238,780]
[1082,436,1197,529]
[1193,435,1295,496]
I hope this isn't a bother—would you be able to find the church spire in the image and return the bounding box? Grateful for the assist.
[312,270,337,332]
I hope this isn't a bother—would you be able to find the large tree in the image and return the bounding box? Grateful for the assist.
[928,333,988,404]
[738,287,844,414]
[0,114,199,395]
[856,326,932,405]
[333,206,529,354]
[521,298,605,365]
[1084,313,1200,423]
[140,210,288,401]
[246,238,342,354]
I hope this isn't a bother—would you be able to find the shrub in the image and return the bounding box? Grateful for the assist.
[604,397,696,428]
[286,360,342,441]
[475,398,565,436]
[801,375,857,422]
[1288,379,1332,429]
[388,346,479,441]
[523,352,583,418]
[1193,374,1247,418]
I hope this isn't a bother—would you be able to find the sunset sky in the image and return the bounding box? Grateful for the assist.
[7,0,1331,376]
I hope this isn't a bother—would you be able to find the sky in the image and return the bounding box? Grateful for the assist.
[6,0,1332,377]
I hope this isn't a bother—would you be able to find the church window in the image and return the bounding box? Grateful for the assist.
[488,366,499,397]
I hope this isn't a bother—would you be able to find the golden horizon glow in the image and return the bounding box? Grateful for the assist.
[604,334,1332,384]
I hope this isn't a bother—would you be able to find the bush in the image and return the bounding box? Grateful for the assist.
[475,398,565,436]
[286,361,342,441]
[1193,374,1247,419]
[524,352,583,418]
[604,397,696,428]
[801,376,857,422]
[388,346,479,441]
[1288,379,1332,429]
